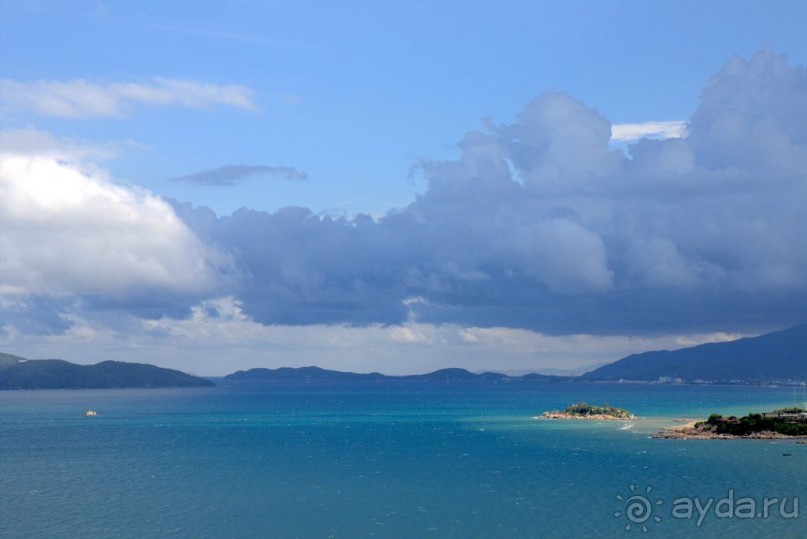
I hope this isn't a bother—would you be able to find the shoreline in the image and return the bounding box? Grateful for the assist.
[653,419,807,440]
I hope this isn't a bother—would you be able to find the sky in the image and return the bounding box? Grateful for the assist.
[1,0,806,375]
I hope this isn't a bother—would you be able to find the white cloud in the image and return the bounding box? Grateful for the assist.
[610,120,687,142]
[0,152,230,297]
[0,77,258,118]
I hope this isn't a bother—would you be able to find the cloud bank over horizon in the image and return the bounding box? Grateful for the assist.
[1,49,806,358]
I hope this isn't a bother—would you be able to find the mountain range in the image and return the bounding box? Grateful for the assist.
[227,325,806,384]
[581,324,807,382]
[224,366,556,382]
[3,324,804,388]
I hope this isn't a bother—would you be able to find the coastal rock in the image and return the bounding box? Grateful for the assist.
[653,427,803,440]
[654,410,807,439]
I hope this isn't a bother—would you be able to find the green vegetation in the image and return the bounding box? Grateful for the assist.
[562,402,634,419]
[695,411,807,437]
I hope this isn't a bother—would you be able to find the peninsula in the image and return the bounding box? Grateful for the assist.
[655,408,807,439]
[542,402,635,420]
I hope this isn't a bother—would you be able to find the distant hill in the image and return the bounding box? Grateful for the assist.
[225,366,558,382]
[0,352,28,369]
[397,368,511,382]
[227,366,387,382]
[0,357,214,390]
[582,325,807,382]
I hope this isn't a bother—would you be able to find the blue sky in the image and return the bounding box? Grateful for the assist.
[4,0,805,215]
[1,1,806,374]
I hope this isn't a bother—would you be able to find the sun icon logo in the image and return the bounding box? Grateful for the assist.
[614,484,663,532]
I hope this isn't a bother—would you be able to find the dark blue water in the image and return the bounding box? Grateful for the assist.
[1,381,804,538]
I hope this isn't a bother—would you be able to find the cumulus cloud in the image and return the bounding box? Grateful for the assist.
[0,152,232,299]
[0,77,258,118]
[171,165,308,186]
[688,48,807,175]
[169,48,806,336]
[2,49,805,343]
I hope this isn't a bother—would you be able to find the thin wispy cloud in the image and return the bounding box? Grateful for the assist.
[610,120,687,142]
[0,128,130,162]
[0,77,259,118]
[171,165,308,186]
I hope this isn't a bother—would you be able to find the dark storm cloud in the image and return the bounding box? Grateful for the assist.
[171,165,307,186]
[5,49,805,337]
[0,297,74,336]
[173,48,807,335]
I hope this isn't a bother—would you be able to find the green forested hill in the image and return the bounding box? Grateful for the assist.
[0,357,214,389]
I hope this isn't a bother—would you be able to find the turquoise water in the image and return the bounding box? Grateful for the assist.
[1,381,804,538]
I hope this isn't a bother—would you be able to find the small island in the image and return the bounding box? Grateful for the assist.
[542,402,636,420]
[655,407,807,439]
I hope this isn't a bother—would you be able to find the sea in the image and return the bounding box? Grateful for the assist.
[1,380,805,538]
